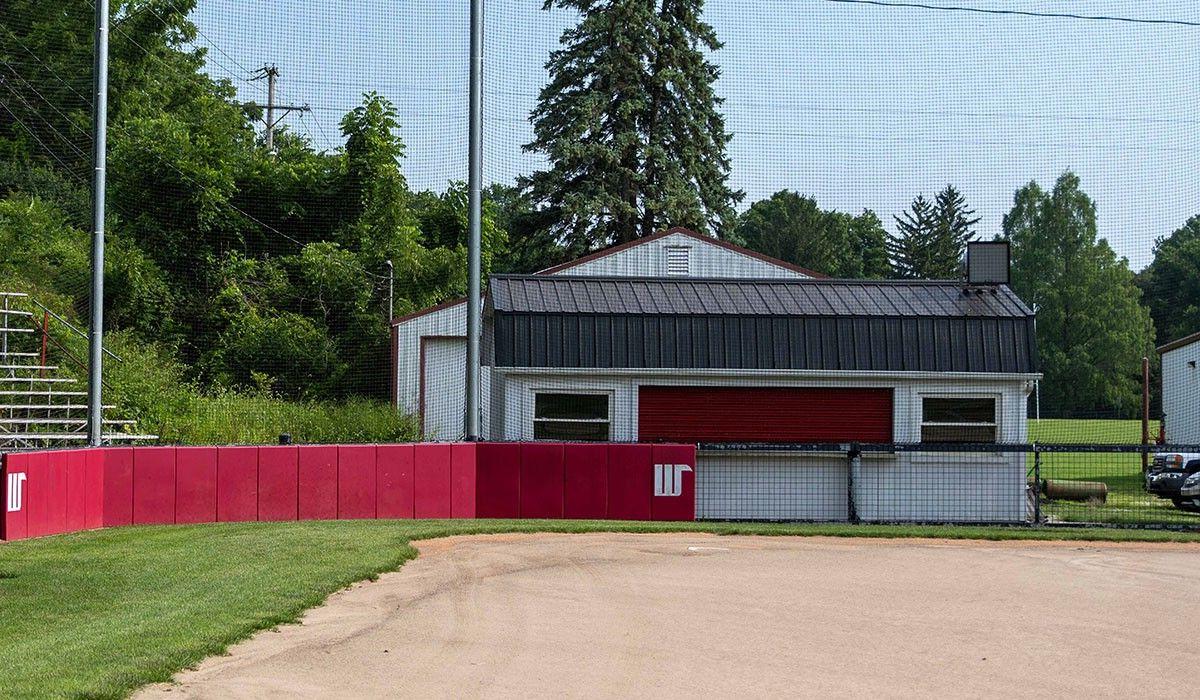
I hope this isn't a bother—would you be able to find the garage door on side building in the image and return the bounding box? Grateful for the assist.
[638,386,893,520]
[421,336,466,440]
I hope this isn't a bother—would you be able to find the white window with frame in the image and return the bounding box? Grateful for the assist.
[533,392,611,441]
[920,396,998,443]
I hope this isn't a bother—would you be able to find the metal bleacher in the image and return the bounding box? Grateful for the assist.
[0,291,157,449]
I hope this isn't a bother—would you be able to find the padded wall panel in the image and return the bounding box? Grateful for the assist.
[84,449,105,529]
[607,444,652,521]
[450,444,477,519]
[298,446,338,520]
[175,447,218,524]
[24,452,52,538]
[474,443,520,519]
[414,444,452,518]
[3,453,29,540]
[44,451,69,536]
[258,447,299,522]
[376,445,415,519]
[65,450,88,532]
[102,448,134,527]
[520,443,564,519]
[563,444,607,520]
[650,444,696,521]
[337,445,377,519]
[217,447,258,522]
[133,447,176,525]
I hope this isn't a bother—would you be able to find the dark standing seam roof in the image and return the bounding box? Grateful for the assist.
[487,275,1039,374]
[490,276,1033,318]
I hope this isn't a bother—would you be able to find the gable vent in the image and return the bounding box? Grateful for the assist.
[665,246,690,276]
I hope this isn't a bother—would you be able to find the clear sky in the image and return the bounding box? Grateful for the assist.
[191,0,1198,270]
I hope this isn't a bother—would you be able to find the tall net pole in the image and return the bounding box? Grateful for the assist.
[465,0,484,440]
[88,0,110,447]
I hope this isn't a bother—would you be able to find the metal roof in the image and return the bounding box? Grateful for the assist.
[1158,330,1200,355]
[487,275,1039,374]
[489,275,1034,319]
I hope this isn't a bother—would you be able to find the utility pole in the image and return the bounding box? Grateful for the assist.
[464,0,483,440]
[87,0,109,447]
[249,65,309,152]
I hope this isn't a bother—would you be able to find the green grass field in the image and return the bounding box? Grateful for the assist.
[1027,419,1199,525]
[4,520,1200,699]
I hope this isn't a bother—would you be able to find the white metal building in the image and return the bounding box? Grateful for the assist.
[391,227,820,439]
[393,229,1040,522]
[1159,332,1200,444]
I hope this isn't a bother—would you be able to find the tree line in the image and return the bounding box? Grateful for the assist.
[0,0,1193,422]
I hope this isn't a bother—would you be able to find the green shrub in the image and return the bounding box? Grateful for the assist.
[159,392,418,445]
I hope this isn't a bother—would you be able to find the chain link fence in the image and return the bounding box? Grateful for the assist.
[695,441,1200,528]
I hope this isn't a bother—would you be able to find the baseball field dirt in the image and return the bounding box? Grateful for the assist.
[136,533,1200,698]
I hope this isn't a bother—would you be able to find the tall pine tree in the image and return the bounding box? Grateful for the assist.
[929,184,979,278]
[523,0,742,252]
[889,186,978,278]
[889,194,935,278]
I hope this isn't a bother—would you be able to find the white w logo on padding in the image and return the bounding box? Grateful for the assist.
[654,464,692,497]
[7,472,27,513]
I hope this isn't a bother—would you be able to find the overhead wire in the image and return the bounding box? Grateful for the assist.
[816,0,1200,28]
[4,15,387,281]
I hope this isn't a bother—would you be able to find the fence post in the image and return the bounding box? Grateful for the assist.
[846,444,860,524]
[1033,449,1042,526]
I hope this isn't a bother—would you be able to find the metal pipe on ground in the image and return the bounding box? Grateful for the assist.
[1038,479,1109,503]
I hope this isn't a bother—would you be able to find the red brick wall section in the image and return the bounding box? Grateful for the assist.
[0,442,696,541]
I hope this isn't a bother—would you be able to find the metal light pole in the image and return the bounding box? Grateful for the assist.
[88,0,110,447]
[464,0,483,440]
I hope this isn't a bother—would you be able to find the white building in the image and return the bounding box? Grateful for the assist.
[1159,332,1200,444]
[391,227,821,439]
[393,228,1040,522]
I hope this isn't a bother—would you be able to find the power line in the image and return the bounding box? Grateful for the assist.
[0,68,91,161]
[817,0,1200,28]
[7,18,386,281]
[0,97,90,182]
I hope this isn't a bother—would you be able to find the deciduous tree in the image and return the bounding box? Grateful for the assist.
[1003,172,1155,417]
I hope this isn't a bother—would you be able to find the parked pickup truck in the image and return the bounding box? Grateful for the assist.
[1179,472,1200,513]
[1146,453,1200,512]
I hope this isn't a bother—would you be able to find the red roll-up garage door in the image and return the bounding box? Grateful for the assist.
[638,386,893,443]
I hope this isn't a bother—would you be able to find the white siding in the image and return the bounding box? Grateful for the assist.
[493,369,1031,444]
[422,337,466,440]
[556,231,809,279]
[1162,340,1200,444]
[493,368,1033,522]
[393,302,466,417]
[394,232,807,432]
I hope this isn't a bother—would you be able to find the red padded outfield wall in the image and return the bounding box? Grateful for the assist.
[1,442,695,541]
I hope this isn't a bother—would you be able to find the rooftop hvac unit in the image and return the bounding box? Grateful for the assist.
[966,241,1010,286]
